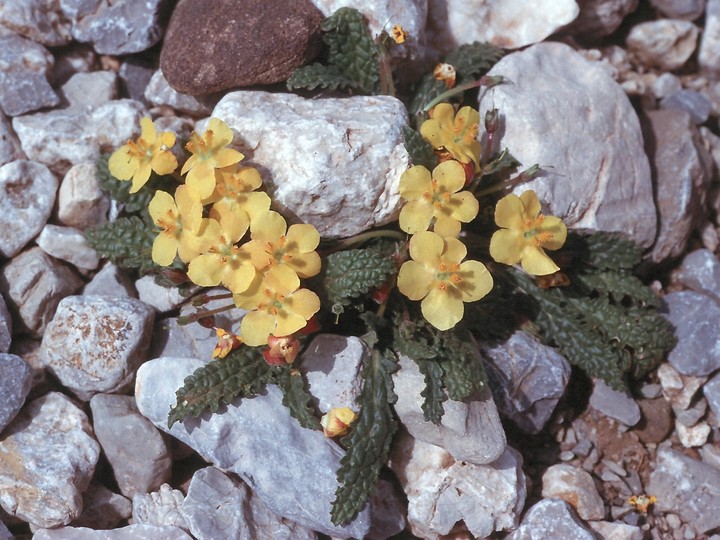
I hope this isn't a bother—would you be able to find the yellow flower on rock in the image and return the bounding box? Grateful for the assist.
[186,218,256,294]
[182,117,245,200]
[321,407,356,438]
[420,103,482,168]
[233,265,321,346]
[108,116,178,193]
[148,185,203,266]
[489,190,567,276]
[399,160,479,237]
[397,231,493,331]
[244,211,321,278]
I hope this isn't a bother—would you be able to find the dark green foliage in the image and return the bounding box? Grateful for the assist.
[275,368,321,431]
[402,126,437,170]
[167,347,275,428]
[331,348,398,525]
[564,231,641,270]
[96,153,154,214]
[288,7,379,94]
[415,359,447,425]
[440,328,487,401]
[84,215,157,273]
[323,241,398,309]
[480,148,520,177]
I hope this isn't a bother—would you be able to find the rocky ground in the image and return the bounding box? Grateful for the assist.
[2,0,720,539]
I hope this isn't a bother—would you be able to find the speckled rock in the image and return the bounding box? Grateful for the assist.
[0,0,73,46]
[507,498,595,539]
[478,42,657,248]
[0,392,99,528]
[626,19,699,71]
[160,0,324,95]
[57,162,110,230]
[36,224,100,270]
[541,464,606,520]
[0,353,32,432]
[673,248,720,299]
[0,111,24,167]
[41,295,155,400]
[132,483,187,530]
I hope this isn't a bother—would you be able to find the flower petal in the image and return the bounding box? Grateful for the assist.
[421,287,463,331]
[408,230,444,264]
[148,191,175,222]
[399,201,433,234]
[520,246,560,275]
[152,233,177,266]
[432,214,461,238]
[519,190,541,218]
[494,193,525,230]
[489,229,524,265]
[539,216,567,250]
[457,260,493,302]
[399,166,432,201]
[449,191,479,223]
[241,310,276,346]
[250,211,286,242]
[286,224,320,252]
[397,260,433,300]
[433,160,465,193]
[187,254,223,287]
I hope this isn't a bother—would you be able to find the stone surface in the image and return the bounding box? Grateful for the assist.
[393,352,506,465]
[648,447,720,533]
[41,295,155,400]
[72,482,132,530]
[676,420,711,447]
[57,162,110,230]
[90,394,171,498]
[541,464,605,520]
[135,357,405,539]
[0,111,24,167]
[507,498,595,540]
[135,276,192,314]
[37,224,100,270]
[144,70,218,117]
[700,0,720,75]
[82,263,136,298]
[33,524,194,540]
[60,71,118,110]
[478,42,656,248]
[674,248,720,299]
[0,32,60,116]
[650,0,706,19]
[53,43,97,86]
[0,160,58,258]
[0,353,31,432]
[588,520,643,540]
[118,57,155,106]
[660,89,713,125]
[0,0,73,46]
[589,378,641,427]
[390,434,526,539]
[211,91,409,238]
[0,392,99,528]
[663,290,720,376]
[658,362,706,409]
[633,398,673,444]
[0,293,11,353]
[132,484,187,530]
[427,0,579,53]
[705,371,720,418]
[160,0,324,95]
[0,247,84,337]
[180,467,318,540]
[626,19,699,71]
[481,330,571,434]
[563,0,638,38]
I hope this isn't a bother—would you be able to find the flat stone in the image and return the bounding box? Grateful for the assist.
[160,0,324,95]
[211,91,409,238]
[660,89,713,125]
[0,392,99,528]
[0,353,32,431]
[37,224,100,270]
[589,378,641,427]
[33,524,194,539]
[507,498,596,540]
[57,163,111,230]
[588,520,643,540]
[478,42,657,248]
[0,0,73,46]
[82,263,136,298]
[144,70,218,117]
[118,57,155,106]
[541,464,606,520]
[626,19,699,71]
[41,295,155,400]
[0,160,58,258]
[60,71,118,110]
[135,275,192,314]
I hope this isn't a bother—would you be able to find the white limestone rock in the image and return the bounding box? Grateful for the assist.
[132,484,188,530]
[0,392,99,528]
[589,520,643,540]
[33,524,194,540]
[507,499,596,539]
[144,70,218,116]
[389,434,526,539]
[210,91,409,238]
[0,111,24,167]
[60,71,118,110]
[37,224,100,270]
[41,295,155,400]
[393,352,506,465]
[700,0,720,75]
[57,163,110,230]
[478,42,657,248]
[0,0,73,46]
[135,275,193,314]
[427,0,579,53]
[626,19,699,71]
[541,464,606,520]
[0,160,58,258]
[135,357,405,539]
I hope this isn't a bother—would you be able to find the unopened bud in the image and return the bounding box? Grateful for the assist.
[484,108,499,134]
[321,407,356,438]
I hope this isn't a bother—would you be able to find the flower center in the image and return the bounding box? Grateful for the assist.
[434,261,462,290]
[523,215,554,246]
[258,288,286,316]
[422,179,452,209]
[156,209,180,237]
[126,138,152,160]
[186,129,215,159]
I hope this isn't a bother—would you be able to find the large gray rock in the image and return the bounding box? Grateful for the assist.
[0,353,32,432]
[562,0,638,38]
[0,0,73,46]
[673,248,720,300]
[478,42,657,248]
[33,524,194,540]
[507,498,596,540]
[700,0,720,75]
[626,19,699,71]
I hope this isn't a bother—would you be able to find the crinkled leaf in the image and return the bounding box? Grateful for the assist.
[275,367,321,431]
[403,126,437,170]
[84,215,157,273]
[287,63,361,91]
[415,358,447,425]
[574,271,660,308]
[440,328,487,401]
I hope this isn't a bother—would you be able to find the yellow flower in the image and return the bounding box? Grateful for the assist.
[489,190,567,276]
[212,327,243,359]
[148,185,203,266]
[233,265,321,346]
[433,63,456,89]
[321,407,356,438]
[181,117,245,200]
[263,335,301,365]
[420,103,482,167]
[108,116,178,193]
[243,211,321,278]
[628,494,656,513]
[390,24,408,44]
[399,160,479,237]
[186,218,256,294]
[397,231,493,331]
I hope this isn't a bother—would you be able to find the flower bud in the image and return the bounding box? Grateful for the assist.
[262,335,301,365]
[484,108,499,134]
[321,407,356,438]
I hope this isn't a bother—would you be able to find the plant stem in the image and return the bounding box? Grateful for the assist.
[422,75,506,113]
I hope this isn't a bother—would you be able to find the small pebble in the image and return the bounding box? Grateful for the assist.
[572,438,594,458]
[601,470,623,482]
[559,450,575,461]
[602,459,627,477]
[666,513,681,529]
[639,383,663,399]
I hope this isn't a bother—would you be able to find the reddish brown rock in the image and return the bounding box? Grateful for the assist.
[160,0,324,95]
[633,398,674,444]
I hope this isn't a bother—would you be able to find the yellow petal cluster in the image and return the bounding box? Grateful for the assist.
[321,407,356,438]
[420,103,482,168]
[489,190,567,275]
[148,185,203,266]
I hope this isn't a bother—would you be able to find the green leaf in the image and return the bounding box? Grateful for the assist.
[439,328,487,401]
[321,7,380,94]
[481,148,520,177]
[331,348,398,525]
[392,320,438,361]
[96,153,155,214]
[565,231,642,270]
[286,63,361,91]
[84,215,157,273]
[573,271,660,308]
[167,347,274,428]
[415,359,447,425]
[275,367,322,431]
[402,126,437,170]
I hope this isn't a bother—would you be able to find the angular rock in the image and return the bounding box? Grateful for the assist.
[132,484,188,530]
[0,111,24,167]
[60,71,118,110]
[651,72,683,99]
[427,0,579,53]
[41,295,155,400]
[0,392,99,528]
[676,420,711,447]
[90,394,171,498]
[161,0,324,95]
[589,378,641,427]
[135,276,194,314]
[478,42,657,248]
[508,498,595,539]
[562,0,639,38]
[144,70,218,117]
[0,293,11,353]
[118,58,155,106]
[37,224,100,270]
[180,467,317,540]
[657,362,706,409]
[663,290,720,376]
[0,353,31,432]
[626,19,699,71]
[33,524,194,539]
[481,330,571,434]
[541,464,605,520]
[393,353,506,465]
[700,0,720,75]
[0,0,73,46]
[650,0,706,20]
[649,447,720,533]
[70,0,168,55]
[673,248,720,300]
[135,357,405,539]
[71,482,132,530]
[705,371,720,418]
[211,91,409,238]
[0,32,60,116]
[588,520,643,540]
[389,434,525,539]
[0,160,58,258]
[82,263,136,298]
[57,162,110,230]
[660,89,713,125]
[0,247,84,337]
